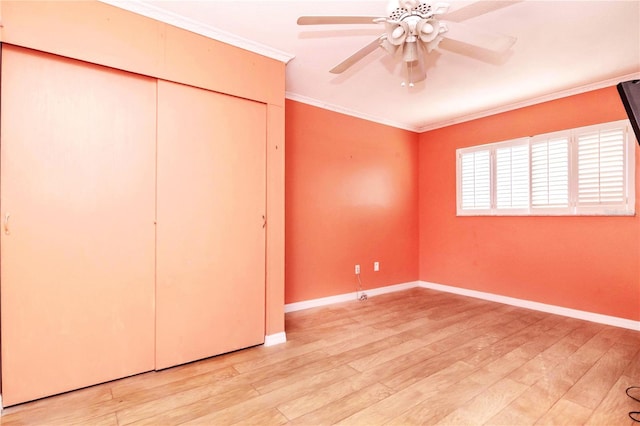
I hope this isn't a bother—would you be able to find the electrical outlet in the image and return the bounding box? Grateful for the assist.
[355,264,360,274]
[374,261,379,272]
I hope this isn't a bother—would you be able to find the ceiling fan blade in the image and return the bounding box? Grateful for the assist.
[330,37,383,74]
[444,0,523,22]
[442,21,516,54]
[297,16,380,25]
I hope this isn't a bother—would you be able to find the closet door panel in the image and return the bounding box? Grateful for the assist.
[156,80,266,369]
[0,46,156,406]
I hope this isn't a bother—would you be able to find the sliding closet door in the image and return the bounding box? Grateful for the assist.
[0,46,157,406]
[156,80,266,369]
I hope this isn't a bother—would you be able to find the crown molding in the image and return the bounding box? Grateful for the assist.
[285,92,421,133]
[415,72,640,132]
[98,0,295,64]
[288,72,640,133]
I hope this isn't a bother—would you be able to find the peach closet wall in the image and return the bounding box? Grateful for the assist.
[285,100,420,303]
[418,87,640,321]
[0,0,286,336]
[0,0,286,405]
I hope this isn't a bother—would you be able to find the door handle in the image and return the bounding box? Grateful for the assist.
[4,213,10,235]
[262,214,266,229]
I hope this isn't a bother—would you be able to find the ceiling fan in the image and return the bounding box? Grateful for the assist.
[297,0,517,86]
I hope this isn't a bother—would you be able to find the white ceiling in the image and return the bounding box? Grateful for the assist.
[103,0,640,132]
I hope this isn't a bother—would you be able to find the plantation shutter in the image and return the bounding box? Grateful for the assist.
[496,144,529,209]
[577,127,625,205]
[531,137,569,209]
[460,150,490,210]
[456,119,633,216]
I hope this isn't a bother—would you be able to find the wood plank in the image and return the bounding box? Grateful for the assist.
[486,325,627,424]
[563,339,640,409]
[436,378,528,425]
[115,378,258,425]
[341,361,477,425]
[536,398,592,425]
[123,385,260,426]
[347,338,429,372]
[276,370,381,420]
[110,365,238,399]
[230,408,289,425]
[288,383,394,425]
[508,321,602,386]
[0,385,114,425]
[586,375,640,426]
[623,342,640,380]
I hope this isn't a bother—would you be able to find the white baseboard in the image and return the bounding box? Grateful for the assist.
[419,281,640,331]
[264,331,287,347]
[282,279,639,332]
[284,281,420,313]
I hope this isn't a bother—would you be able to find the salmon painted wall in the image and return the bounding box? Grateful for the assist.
[285,100,419,304]
[419,86,640,321]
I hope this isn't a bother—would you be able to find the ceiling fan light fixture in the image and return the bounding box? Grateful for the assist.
[391,26,405,39]
[402,58,426,88]
[381,37,400,55]
[387,21,409,45]
[403,40,419,62]
[425,36,443,53]
[417,18,441,42]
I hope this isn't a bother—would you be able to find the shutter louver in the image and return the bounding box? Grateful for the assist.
[496,144,529,209]
[531,138,569,208]
[461,150,490,210]
[577,128,625,205]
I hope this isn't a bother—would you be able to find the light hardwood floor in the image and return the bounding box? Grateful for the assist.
[2,287,639,425]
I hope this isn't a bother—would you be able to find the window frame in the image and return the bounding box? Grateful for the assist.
[529,130,572,215]
[494,137,531,215]
[571,121,635,216]
[456,120,636,217]
[457,144,494,215]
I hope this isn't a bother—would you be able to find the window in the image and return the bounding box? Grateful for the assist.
[456,120,636,216]
[496,141,529,210]
[576,125,627,210]
[530,134,570,212]
[460,148,491,210]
